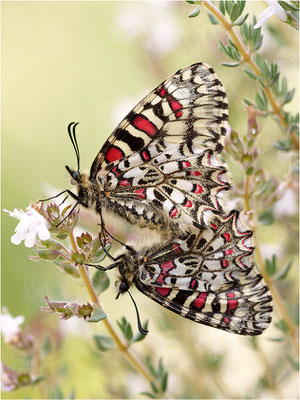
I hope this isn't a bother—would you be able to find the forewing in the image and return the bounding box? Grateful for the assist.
[135,211,272,335]
[90,63,228,179]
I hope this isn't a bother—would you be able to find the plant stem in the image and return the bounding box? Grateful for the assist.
[242,176,299,354]
[68,231,153,383]
[201,1,289,130]
[255,241,299,354]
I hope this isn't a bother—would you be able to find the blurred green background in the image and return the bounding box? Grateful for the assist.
[2,1,298,399]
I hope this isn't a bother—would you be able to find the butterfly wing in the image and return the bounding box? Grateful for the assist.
[100,142,231,230]
[134,211,272,335]
[92,63,229,230]
[90,62,228,178]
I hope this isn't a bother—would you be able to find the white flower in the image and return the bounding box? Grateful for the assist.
[4,206,50,248]
[0,309,25,343]
[254,1,288,29]
[274,186,297,217]
[116,3,181,56]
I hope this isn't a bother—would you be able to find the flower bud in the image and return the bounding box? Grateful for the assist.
[71,251,85,265]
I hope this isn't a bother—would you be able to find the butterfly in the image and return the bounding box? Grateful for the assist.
[65,63,230,242]
[111,210,272,335]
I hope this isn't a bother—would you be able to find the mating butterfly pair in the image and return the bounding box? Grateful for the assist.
[64,63,272,335]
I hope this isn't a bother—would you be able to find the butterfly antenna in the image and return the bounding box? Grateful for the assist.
[67,122,80,172]
[39,190,69,202]
[128,291,148,336]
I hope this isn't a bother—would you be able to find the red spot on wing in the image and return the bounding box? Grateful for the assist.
[189,171,201,176]
[225,249,233,255]
[182,161,191,169]
[133,115,157,136]
[227,292,238,312]
[211,223,217,231]
[222,260,229,268]
[169,207,178,218]
[222,233,231,242]
[193,292,208,310]
[156,287,171,297]
[223,317,230,324]
[134,189,146,199]
[105,146,124,163]
[119,180,130,187]
[157,261,175,284]
[227,299,237,311]
[184,199,192,208]
[111,166,120,176]
[172,243,182,253]
[194,184,203,194]
[160,87,166,96]
[142,151,150,161]
[175,111,182,118]
[168,96,182,112]
[190,279,197,289]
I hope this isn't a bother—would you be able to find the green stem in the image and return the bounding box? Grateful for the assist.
[68,231,154,384]
[200,1,290,132]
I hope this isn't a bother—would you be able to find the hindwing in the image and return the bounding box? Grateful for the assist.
[127,211,272,335]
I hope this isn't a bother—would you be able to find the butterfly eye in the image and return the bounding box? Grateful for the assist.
[119,280,129,293]
[73,170,80,182]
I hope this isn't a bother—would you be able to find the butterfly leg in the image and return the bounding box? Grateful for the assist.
[84,253,125,271]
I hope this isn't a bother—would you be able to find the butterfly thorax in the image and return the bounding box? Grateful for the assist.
[115,252,139,296]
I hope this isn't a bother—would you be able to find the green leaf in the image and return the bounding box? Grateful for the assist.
[287,354,299,370]
[88,306,107,322]
[91,244,112,263]
[140,392,157,399]
[71,251,85,265]
[94,335,115,351]
[68,388,76,400]
[267,337,284,342]
[244,67,262,81]
[32,375,46,385]
[161,371,168,392]
[207,12,219,25]
[230,3,240,22]
[278,1,299,12]
[273,138,293,151]
[185,0,196,3]
[40,239,64,250]
[52,385,64,399]
[273,260,293,280]
[42,335,52,356]
[245,167,254,175]
[225,1,233,16]
[284,88,295,104]
[274,319,288,333]
[258,210,275,226]
[221,62,240,67]
[255,90,268,111]
[92,270,110,295]
[117,317,133,341]
[219,0,226,15]
[234,13,249,26]
[132,321,149,343]
[145,356,156,378]
[265,255,277,276]
[150,381,159,394]
[188,5,200,18]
